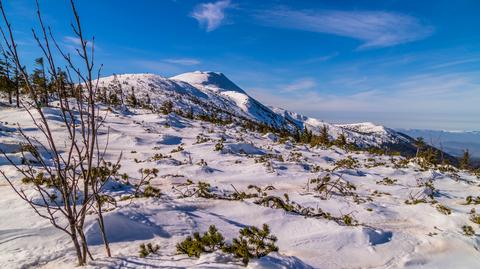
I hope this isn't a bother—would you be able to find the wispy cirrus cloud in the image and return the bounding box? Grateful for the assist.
[164,58,201,66]
[283,78,316,92]
[191,0,232,32]
[248,70,480,129]
[300,52,339,64]
[64,36,83,46]
[254,8,434,49]
[63,36,96,49]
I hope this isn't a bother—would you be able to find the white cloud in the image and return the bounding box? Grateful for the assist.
[301,52,339,64]
[255,8,433,49]
[191,0,231,32]
[64,36,82,46]
[164,58,201,66]
[248,70,480,130]
[63,36,95,49]
[283,78,316,92]
[428,57,480,69]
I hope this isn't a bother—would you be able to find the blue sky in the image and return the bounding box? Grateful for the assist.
[3,0,480,130]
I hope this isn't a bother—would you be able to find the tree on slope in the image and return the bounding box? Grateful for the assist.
[461,149,471,170]
[32,57,49,106]
[318,125,330,146]
[415,137,425,158]
[0,46,15,105]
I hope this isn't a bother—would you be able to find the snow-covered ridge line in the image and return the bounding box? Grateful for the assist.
[95,71,420,152]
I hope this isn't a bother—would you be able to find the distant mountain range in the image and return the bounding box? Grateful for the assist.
[397,129,480,159]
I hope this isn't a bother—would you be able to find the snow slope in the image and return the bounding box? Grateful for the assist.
[1,100,480,268]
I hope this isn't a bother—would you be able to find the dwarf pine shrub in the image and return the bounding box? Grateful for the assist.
[176,224,278,265]
[176,225,225,257]
[465,195,480,205]
[469,209,480,225]
[436,204,452,215]
[195,135,210,144]
[151,153,171,161]
[214,142,224,151]
[160,100,173,114]
[143,184,161,198]
[171,146,184,153]
[21,172,57,187]
[139,242,160,257]
[376,177,398,185]
[223,224,279,265]
[462,225,475,236]
[342,214,355,226]
[334,156,359,170]
[176,233,204,258]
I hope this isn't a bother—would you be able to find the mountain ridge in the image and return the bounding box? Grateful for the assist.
[96,71,454,160]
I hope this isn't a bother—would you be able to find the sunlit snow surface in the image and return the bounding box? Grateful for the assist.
[1,73,479,268]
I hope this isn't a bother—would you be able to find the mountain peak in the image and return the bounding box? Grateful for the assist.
[93,71,428,156]
[171,71,245,94]
[337,122,390,135]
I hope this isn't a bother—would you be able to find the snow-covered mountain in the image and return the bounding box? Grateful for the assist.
[97,72,290,130]
[2,71,480,269]
[97,71,424,155]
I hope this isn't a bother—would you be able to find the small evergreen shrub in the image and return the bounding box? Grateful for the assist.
[342,214,354,226]
[334,156,359,170]
[404,198,427,205]
[197,159,208,167]
[195,135,210,144]
[462,225,475,236]
[469,209,480,225]
[176,224,279,265]
[376,177,397,185]
[223,224,279,265]
[176,225,225,257]
[160,100,173,114]
[139,242,160,257]
[171,146,184,153]
[214,138,224,151]
[151,153,171,161]
[465,195,480,205]
[143,184,161,198]
[21,172,57,187]
[334,133,347,148]
[436,204,451,215]
[196,181,214,198]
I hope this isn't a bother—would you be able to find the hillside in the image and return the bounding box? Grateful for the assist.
[96,71,443,158]
[1,71,478,268]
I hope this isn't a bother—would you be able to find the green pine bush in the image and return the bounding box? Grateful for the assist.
[462,225,475,236]
[176,225,225,257]
[139,242,160,257]
[223,224,278,265]
[176,224,279,265]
